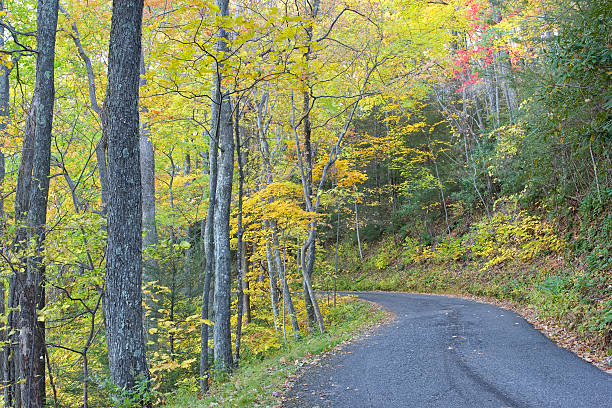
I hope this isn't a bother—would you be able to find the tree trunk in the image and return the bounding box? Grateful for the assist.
[265,240,280,330]
[212,95,234,371]
[20,1,59,406]
[211,0,234,373]
[103,0,150,395]
[334,194,340,307]
[9,91,37,408]
[0,0,6,227]
[255,91,283,331]
[0,1,9,399]
[302,243,317,331]
[295,57,373,336]
[200,92,219,393]
[96,135,110,215]
[271,222,300,339]
[300,231,325,334]
[169,263,176,357]
[199,217,213,394]
[289,92,322,334]
[427,137,450,234]
[234,100,244,364]
[354,193,363,260]
[184,152,191,176]
[139,63,158,291]
[139,54,158,254]
[242,243,251,323]
[0,149,5,402]
[299,0,321,332]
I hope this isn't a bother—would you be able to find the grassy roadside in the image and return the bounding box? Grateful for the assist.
[164,296,387,407]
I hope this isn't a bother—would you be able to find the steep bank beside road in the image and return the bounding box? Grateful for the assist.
[319,230,611,372]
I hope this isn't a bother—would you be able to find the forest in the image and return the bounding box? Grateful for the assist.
[0,0,610,406]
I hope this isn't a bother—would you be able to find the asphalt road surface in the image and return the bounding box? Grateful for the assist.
[283,292,612,408]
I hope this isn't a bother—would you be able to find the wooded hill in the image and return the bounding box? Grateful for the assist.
[0,0,609,406]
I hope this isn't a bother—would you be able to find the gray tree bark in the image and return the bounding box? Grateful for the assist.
[301,71,317,332]
[242,243,251,323]
[334,192,340,306]
[271,222,300,339]
[0,0,6,226]
[300,0,321,331]
[234,101,244,363]
[265,237,280,330]
[290,92,325,334]
[199,218,214,393]
[9,89,37,408]
[212,91,234,371]
[200,120,218,393]
[183,152,191,176]
[211,0,234,373]
[20,1,59,407]
[299,230,325,334]
[290,55,377,335]
[353,194,363,259]
[102,0,150,395]
[0,1,8,400]
[139,54,158,254]
[255,93,288,332]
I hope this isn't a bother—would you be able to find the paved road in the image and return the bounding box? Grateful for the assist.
[283,292,612,408]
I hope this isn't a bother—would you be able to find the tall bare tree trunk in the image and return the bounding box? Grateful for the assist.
[427,136,450,234]
[103,0,150,396]
[255,92,298,335]
[20,2,59,406]
[211,0,234,372]
[290,92,325,334]
[9,91,37,408]
[271,222,300,339]
[234,100,245,363]
[199,215,214,393]
[299,230,325,334]
[139,54,158,257]
[265,239,280,330]
[255,92,281,330]
[200,105,219,393]
[298,0,321,331]
[354,193,363,260]
[0,0,6,226]
[0,1,9,400]
[242,246,251,323]
[334,194,340,306]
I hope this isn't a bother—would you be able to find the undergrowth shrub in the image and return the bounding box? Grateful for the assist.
[575,188,612,277]
[401,205,565,270]
[431,235,465,263]
[471,211,565,269]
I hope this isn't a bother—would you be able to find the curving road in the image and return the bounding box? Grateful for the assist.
[283,292,612,408]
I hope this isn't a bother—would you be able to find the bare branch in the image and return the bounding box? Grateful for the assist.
[59,4,102,115]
